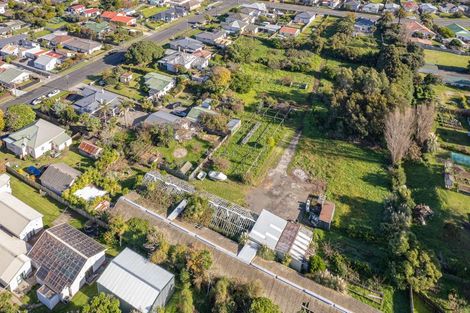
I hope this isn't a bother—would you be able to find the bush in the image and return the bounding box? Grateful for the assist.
[309,255,326,274]
[212,157,230,172]
[311,270,347,293]
[257,245,276,261]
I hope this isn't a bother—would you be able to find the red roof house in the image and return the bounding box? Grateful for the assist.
[279,26,300,37]
[110,15,136,26]
[101,11,119,20]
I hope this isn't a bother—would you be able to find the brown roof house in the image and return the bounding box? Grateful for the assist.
[39,163,81,195]
[78,140,103,159]
[308,195,335,230]
[28,223,106,310]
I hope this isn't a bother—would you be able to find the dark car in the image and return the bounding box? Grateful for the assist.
[167,102,182,109]
[25,166,42,177]
[171,110,188,117]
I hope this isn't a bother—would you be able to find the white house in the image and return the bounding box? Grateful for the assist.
[34,54,59,71]
[419,3,438,14]
[361,3,383,13]
[144,72,176,99]
[0,174,43,241]
[0,67,30,89]
[0,3,7,14]
[97,248,175,313]
[0,229,32,291]
[28,223,106,310]
[3,119,72,159]
[294,11,316,24]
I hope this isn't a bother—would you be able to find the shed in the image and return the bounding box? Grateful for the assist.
[40,163,81,195]
[78,140,103,159]
[97,248,175,313]
[227,119,241,134]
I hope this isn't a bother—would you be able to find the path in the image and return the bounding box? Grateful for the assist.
[246,131,313,220]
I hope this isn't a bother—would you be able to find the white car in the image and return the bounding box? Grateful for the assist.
[208,171,227,181]
[31,95,46,105]
[47,89,60,98]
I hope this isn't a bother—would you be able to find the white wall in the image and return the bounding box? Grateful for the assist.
[19,217,43,241]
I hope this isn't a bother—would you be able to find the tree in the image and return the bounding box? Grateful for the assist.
[109,215,128,247]
[0,292,23,313]
[82,293,121,313]
[209,66,231,94]
[213,278,233,313]
[309,255,326,274]
[384,107,415,165]
[119,100,135,128]
[227,37,257,63]
[0,109,4,131]
[185,248,213,286]
[199,113,228,133]
[230,70,253,93]
[6,104,36,131]
[177,286,194,313]
[182,195,213,226]
[249,297,281,313]
[125,41,164,66]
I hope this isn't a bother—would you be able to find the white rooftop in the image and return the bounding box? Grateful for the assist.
[248,209,287,250]
[97,248,174,313]
[0,191,43,238]
[0,229,29,287]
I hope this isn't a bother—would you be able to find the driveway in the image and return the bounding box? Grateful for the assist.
[246,132,314,221]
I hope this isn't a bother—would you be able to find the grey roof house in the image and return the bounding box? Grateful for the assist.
[3,119,72,159]
[0,67,30,88]
[143,110,182,128]
[169,37,204,53]
[40,163,81,195]
[294,11,316,24]
[0,34,27,49]
[194,30,227,46]
[97,248,175,313]
[73,86,122,118]
[158,50,208,73]
[152,7,187,22]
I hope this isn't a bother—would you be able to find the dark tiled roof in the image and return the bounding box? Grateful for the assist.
[40,163,81,194]
[28,224,105,293]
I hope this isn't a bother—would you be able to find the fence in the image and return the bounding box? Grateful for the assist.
[188,134,229,180]
[6,165,108,229]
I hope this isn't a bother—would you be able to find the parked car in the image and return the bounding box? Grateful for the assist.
[167,102,182,109]
[47,89,60,98]
[171,109,188,117]
[208,171,227,181]
[31,95,46,105]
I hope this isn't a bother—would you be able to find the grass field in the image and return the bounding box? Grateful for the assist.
[105,73,146,101]
[140,6,167,18]
[424,50,470,70]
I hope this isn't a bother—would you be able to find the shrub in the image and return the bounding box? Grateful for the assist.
[309,255,326,274]
[257,245,276,261]
[311,270,347,293]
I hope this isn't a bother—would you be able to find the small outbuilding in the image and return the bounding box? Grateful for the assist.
[97,248,175,313]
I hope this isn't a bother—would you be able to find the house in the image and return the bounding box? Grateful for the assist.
[419,3,438,14]
[158,50,208,73]
[404,20,436,40]
[315,198,336,230]
[225,12,255,24]
[0,175,43,240]
[28,223,106,310]
[244,24,259,35]
[0,229,32,291]
[152,7,187,22]
[403,0,419,12]
[83,8,101,17]
[240,2,268,13]
[194,30,227,46]
[169,37,204,53]
[259,23,282,34]
[324,0,341,9]
[34,54,59,71]
[101,11,120,20]
[186,106,216,122]
[2,20,26,31]
[447,23,470,42]
[383,3,400,12]
[221,20,249,33]
[69,4,85,14]
[78,140,103,159]
[0,26,10,36]
[279,26,300,37]
[0,67,29,88]
[0,173,11,193]
[73,86,122,117]
[63,38,102,54]
[361,2,382,13]
[40,163,81,195]
[83,22,110,39]
[0,34,27,50]
[243,210,313,271]
[343,0,361,11]
[439,3,459,13]
[120,72,133,83]
[143,72,175,99]
[142,110,188,130]
[110,15,137,26]
[354,17,375,33]
[97,248,175,313]
[3,119,72,159]
[294,11,316,24]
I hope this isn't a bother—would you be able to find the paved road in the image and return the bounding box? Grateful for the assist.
[0,0,240,109]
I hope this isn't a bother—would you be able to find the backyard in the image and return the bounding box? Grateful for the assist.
[424,50,470,71]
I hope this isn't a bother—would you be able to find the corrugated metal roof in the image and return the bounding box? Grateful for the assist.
[0,192,43,237]
[97,248,174,313]
[248,209,287,250]
[0,229,29,286]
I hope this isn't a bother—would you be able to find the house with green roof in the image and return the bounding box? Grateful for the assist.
[83,21,111,39]
[143,72,175,99]
[447,23,470,42]
[186,106,217,122]
[3,119,72,159]
[0,67,30,88]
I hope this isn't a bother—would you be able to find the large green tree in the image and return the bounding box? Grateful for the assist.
[249,297,281,313]
[125,41,164,66]
[0,109,5,131]
[81,293,121,313]
[6,104,36,131]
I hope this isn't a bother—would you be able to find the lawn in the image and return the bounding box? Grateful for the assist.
[105,73,146,101]
[424,50,470,71]
[158,137,212,169]
[140,6,167,18]
[31,29,51,39]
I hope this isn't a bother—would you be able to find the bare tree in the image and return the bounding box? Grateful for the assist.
[415,104,435,147]
[385,107,415,165]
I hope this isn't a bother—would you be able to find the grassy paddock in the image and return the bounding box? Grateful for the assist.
[424,50,470,70]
